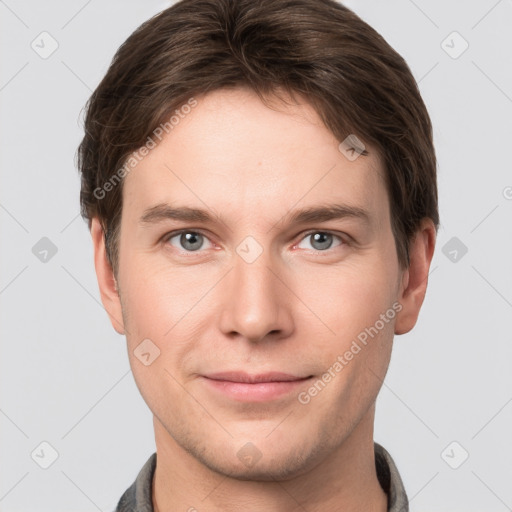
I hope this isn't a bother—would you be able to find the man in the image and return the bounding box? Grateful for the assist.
[77,0,438,510]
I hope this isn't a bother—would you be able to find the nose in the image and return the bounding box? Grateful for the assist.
[218,249,295,343]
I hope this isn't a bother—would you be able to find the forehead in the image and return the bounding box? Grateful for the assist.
[121,87,387,227]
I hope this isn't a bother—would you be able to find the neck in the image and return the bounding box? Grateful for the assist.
[152,405,388,512]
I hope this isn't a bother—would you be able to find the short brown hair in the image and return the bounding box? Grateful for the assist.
[77,0,439,276]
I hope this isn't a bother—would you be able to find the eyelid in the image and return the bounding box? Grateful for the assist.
[162,228,210,241]
[298,228,348,242]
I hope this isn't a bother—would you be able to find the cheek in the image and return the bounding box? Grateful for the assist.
[119,254,215,381]
[293,261,399,401]
[306,289,396,420]
[120,253,195,335]
[305,260,398,340]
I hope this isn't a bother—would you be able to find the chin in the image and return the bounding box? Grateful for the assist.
[187,435,326,482]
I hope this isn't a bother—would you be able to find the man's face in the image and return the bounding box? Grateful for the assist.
[115,87,404,479]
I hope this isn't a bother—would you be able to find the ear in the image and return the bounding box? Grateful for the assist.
[90,217,125,335]
[395,218,436,335]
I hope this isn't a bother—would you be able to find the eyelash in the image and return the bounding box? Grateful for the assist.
[161,229,349,256]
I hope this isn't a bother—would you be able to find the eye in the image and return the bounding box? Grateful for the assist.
[162,229,347,255]
[296,231,345,252]
[163,230,214,253]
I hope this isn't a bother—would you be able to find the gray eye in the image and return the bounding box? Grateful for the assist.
[167,231,213,252]
[297,232,343,251]
[310,232,333,250]
[179,232,204,251]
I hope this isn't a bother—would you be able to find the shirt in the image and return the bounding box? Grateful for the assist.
[114,441,409,511]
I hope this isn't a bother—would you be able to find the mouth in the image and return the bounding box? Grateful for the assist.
[201,371,313,402]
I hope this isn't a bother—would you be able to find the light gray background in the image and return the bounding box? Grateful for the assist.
[1,1,511,510]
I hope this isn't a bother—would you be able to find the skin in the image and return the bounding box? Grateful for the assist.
[91,87,436,511]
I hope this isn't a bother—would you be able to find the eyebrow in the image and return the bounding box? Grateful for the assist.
[139,202,371,229]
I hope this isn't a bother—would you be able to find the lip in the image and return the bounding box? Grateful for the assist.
[201,372,313,402]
